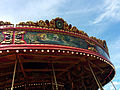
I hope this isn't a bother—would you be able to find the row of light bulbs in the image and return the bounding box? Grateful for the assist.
[6,82,64,89]
[0,49,115,69]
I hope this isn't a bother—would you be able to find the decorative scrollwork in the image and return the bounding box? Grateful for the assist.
[88,47,98,52]
[79,30,88,36]
[49,19,55,28]
[0,21,13,26]
[1,31,13,44]
[15,17,108,51]
[63,21,69,31]
[18,22,26,25]
[90,36,108,51]
[55,19,64,29]
[36,20,48,28]
[70,26,78,32]
[15,31,25,44]
[86,40,98,52]
[26,21,35,26]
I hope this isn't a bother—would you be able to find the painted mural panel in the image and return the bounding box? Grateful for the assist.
[0,31,110,60]
[96,45,110,59]
[0,30,110,60]
[0,32,4,43]
[24,31,88,49]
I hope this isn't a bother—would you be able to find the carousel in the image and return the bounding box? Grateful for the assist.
[0,17,115,90]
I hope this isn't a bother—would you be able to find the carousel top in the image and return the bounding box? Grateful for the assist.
[0,17,108,53]
[0,17,115,89]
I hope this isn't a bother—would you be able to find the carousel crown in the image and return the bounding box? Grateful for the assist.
[0,17,108,53]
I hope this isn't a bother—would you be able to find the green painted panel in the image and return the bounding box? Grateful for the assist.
[24,31,88,49]
[0,32,4,42]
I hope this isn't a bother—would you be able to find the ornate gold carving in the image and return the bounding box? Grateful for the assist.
[15,31,25,44]
[103,40,108,51]
[0,21,4,25]
[15,17,108,51]
[79,30,84,34]
[0,21,13,26]
[63,21,69,30]
[1,31,13,44]
[86,40,98,52]
[37,20,48,28]
[70,26,78,32]
[26,21,35,26]
[79,30,88,36]
[86,40,95,46]
[90,36,108,50]
[88,47,98,52]
[18,22,26,25]
[49,19,55,28]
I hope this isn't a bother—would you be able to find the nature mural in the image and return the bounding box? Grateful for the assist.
[0,32,4,43]
[24,31,88,49]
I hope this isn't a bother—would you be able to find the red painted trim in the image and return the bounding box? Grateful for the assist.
[0,27,109,56]
[0,43,115,84]
[105,69,113,80]
[16,27,109,55]
[0,27,14,30]
[0,44,112,64]
[23,31,27,44]
[13,31,15,44]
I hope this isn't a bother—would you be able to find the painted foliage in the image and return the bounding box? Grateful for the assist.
[0,31,109,59]
[24,31,88,49]
[0,32,4,42]
[96,45,110,59]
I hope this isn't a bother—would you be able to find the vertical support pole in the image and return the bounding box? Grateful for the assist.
[108,77,117,90]
[88,63,103,90]
[11,59,17,90]
[72,82,74,90]
[42,80,45,90]
[60,85,62,90]
[18,55,27,90]
[52,78,54,90]
[110,81,117,90]
[68,72,73,90]
[82,80,87,90]
[52,63,58,90]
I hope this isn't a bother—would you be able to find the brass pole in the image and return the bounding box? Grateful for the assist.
[52,63,58,90]
[42,80,45,90]
[52,78,54,90]
[82,80,87,90]
[88,63,103,90]
[89,60,116,90]
[110,80,117,90]
[11,59,17,90]
[108,77,117,90]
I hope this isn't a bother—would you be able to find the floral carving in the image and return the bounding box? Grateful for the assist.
[49,19,55,28]
[70,26,78,32]
[26,21,35,26]
[0,21,13,26]
[37,20,48,27]
[15,17,108,51]
[64,21,69,30]
[1,31,13,44]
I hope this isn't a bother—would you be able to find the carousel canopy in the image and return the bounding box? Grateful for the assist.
[0,17,115,90]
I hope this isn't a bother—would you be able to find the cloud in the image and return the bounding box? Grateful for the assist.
[113,81,120,85]
[109,36,120,61]
[109,36,120,73]
[103,81,120,90]
[62,8,96,15]
[93,0,120,24]
[102,36,120,89]
[0,0,67,24]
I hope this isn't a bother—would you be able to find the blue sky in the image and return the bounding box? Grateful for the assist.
[0,0,120,89]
